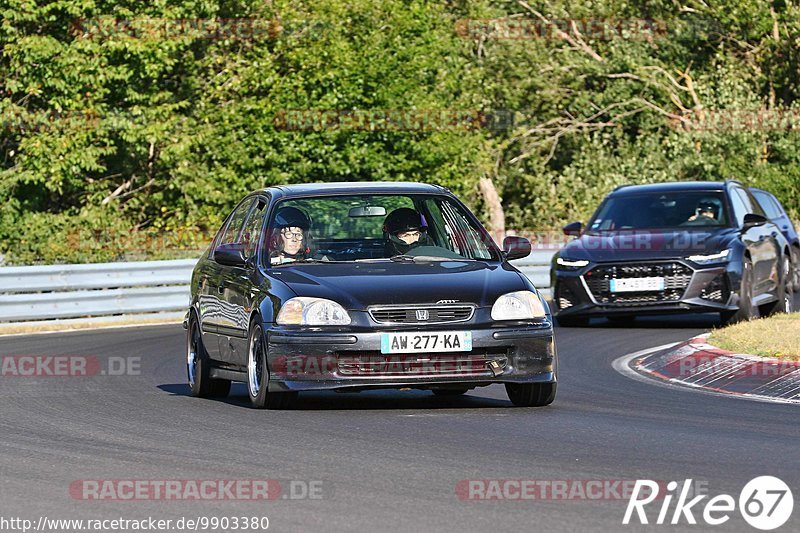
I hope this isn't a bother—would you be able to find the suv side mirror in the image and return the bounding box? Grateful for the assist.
[563,221,583,236]
[503,236,532,261]
[742,213,768,230]
[214,243,248,267]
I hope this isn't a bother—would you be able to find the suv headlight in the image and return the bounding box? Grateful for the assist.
[556,257,589,269]
[491,290,547,320]
[276,297,351,325]
[686,249,730,265]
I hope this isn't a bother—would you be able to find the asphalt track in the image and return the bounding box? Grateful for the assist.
[1,315,798,533]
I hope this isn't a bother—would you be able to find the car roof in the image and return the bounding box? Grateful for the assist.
[259,181,447,198]
[610,181,728,196]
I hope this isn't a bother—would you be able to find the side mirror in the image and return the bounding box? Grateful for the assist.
[563,221,583,236]
[742,213,768,230]
[503,236,532,261]
[214,243,248,267]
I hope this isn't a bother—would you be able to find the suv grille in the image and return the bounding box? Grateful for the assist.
[584,262,693,305]
[369,305,474,325]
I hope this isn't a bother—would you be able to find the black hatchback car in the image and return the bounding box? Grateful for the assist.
[185,182,557,408]
[551,181,795,326]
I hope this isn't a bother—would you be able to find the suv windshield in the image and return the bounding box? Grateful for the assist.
[588,191,730,232]
[265,194,498,265]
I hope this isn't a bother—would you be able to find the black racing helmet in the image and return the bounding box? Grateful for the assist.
[383,207,425,235]
[695,198,722,219]
[383,208,430,256]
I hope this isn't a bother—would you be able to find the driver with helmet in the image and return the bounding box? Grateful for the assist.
[687,198,722,224]
[383,207,431,257]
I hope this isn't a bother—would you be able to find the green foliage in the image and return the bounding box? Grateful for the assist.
[1,0,800,263]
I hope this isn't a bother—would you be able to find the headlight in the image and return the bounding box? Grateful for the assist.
[276,297,351,325]
[556,257,589,269]
[491,290,547,320]
[686,249,730,265]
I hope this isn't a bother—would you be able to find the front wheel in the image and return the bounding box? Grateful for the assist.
[505,382,556,407]
[721,257,757,325]
[187,316,230,398]
[247,321,297,410]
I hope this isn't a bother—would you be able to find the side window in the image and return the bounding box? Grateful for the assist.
[744,190,767,217]
[729,189,750,226]
[241,198,268,261]
[752,192,782,219]
[218,198,256,246]
[440,199,492,259]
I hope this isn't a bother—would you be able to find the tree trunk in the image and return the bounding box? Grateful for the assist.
[478,176,506,245]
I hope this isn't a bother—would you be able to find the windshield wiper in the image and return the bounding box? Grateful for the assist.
[389,255,417,263]
[389,255,469,263]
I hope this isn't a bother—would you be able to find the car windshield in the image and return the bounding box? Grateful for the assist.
[588,191,730,232]
[265,194,499,264]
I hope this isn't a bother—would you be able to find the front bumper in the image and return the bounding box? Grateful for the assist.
[553,260,741,318]
[265,322,556,392]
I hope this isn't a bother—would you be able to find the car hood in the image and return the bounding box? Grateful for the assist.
[268,260,528,309]
[560,228,739,262]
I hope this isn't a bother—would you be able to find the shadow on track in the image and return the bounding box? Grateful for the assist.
[157,382,518,410]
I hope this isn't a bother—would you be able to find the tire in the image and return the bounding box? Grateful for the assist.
[505,382,556,407]
[721,257,757,325]
[556,315,589,327]
[187,315,231,398]
[793,247,800,291]
[759,254,794,316]
[432,388,469,396]
[247,321,297,410]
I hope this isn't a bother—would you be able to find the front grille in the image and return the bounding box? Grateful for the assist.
[556,284,578,310]
[700,274,728,302]
[336,350,507,377]
[584,262,693,306]
[368,305,474,324]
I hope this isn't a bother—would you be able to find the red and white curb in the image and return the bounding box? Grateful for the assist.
[613,335,800,405]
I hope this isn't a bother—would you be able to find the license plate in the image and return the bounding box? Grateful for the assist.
[380,331,473,354]
[609,277,665,292]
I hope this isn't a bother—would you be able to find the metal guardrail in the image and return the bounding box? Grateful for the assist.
[511,250,556,290]
[0,259,196,322]
[0,251,557,323]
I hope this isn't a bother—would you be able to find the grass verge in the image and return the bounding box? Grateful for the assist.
[707,312,800,361]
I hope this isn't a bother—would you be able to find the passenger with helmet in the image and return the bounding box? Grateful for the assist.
[383,207,431,257]
[269,206,312,265]
[686,198,723,224]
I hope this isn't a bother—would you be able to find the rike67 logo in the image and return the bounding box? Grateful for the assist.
[624,476,793,530]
